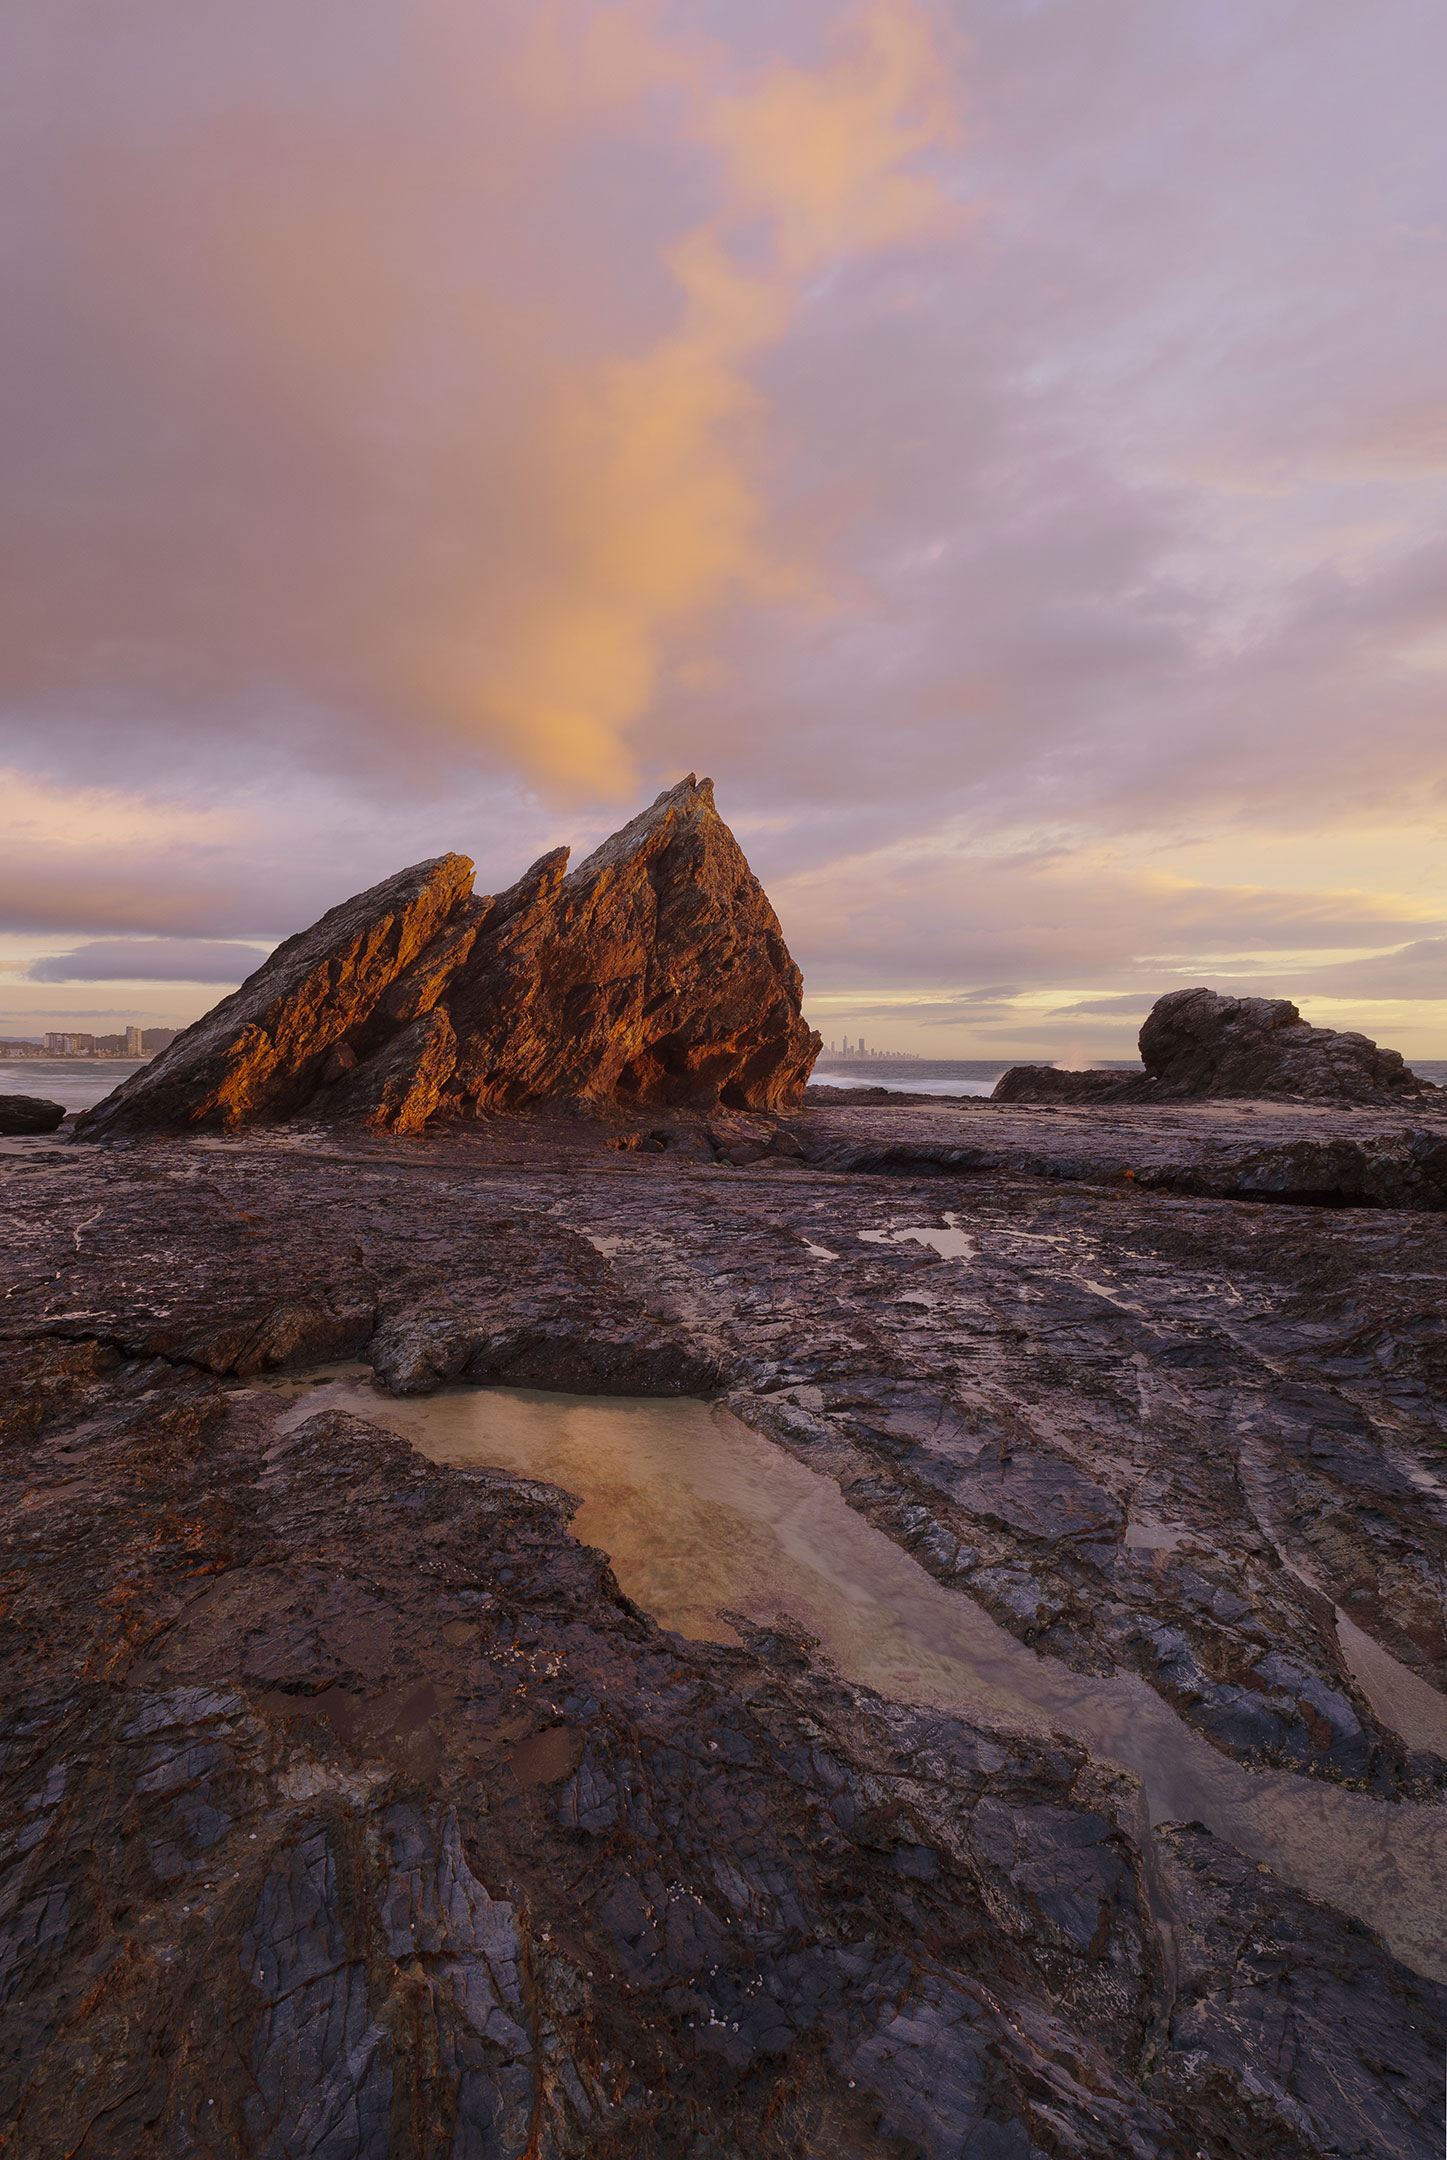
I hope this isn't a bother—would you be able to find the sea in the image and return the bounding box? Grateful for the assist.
[812,1057,1141,1099]
[811,1056,1447,1099]
[3,1054,1446,1118]
[0,1057,148,1113]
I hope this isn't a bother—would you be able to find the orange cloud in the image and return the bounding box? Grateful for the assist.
[465,0,965,793]
[704,0,963,271]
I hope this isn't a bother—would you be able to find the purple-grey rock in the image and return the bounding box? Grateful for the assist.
[1140,986,1433,1100]
[0,1093,66,1135]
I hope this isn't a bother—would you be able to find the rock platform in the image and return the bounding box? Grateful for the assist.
[3,1096,1446,2154]
[802,1089,1447,1209]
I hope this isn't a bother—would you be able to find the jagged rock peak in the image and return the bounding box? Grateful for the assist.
[566,773,712,885]
[74,780,819,1140]
[440,772,817,1117]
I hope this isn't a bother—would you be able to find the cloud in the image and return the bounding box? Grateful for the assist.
[27,938,273,983]
[0,0,962,801]
[775,837,1443,992]
[1047,993,1156,1018]
[1275,936,1447,1003]
[3,1,1446,1053]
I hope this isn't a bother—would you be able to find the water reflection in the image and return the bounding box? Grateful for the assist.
[270,1378,1447,1981]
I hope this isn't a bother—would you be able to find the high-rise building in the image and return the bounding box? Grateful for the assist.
[126,1025,143,1056]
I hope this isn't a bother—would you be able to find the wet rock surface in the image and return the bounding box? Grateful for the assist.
[995,988,1438,1108]
[73,778,819,1145]
[4,1377,1443,2159]
[3,1107,1446,2154]
[801,1091,1447,1210]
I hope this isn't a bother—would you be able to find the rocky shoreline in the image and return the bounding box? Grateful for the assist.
[5,783,1446,2155]
[4,1098,1446,2156]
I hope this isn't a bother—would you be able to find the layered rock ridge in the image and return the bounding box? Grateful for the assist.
[74,777,819,1142]
[995,986,1437,1106]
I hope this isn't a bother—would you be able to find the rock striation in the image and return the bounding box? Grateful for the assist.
[74,778,819,1142]
[995,986,1436,1106]
[0,1093,66,1135]
[4,1131,1447,2153]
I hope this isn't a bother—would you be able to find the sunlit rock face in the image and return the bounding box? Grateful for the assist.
[994,987,1438,1108]
[74,777,819,1140]
[73,853,476,1141]
[443,776,819,1116]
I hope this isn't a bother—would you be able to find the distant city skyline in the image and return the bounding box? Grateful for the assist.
[816,1038,921,1061]
[2,1025,175,1057]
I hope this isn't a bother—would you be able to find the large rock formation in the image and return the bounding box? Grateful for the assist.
[74,778,819,1142]
[994,986,1436,1106]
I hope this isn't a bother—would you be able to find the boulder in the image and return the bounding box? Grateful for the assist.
[0,1093,66,1135]
[993,988,1436,1106]
[991,1066,1153,1106]
[74,777,819,1140]
[1140,987,1433,1100]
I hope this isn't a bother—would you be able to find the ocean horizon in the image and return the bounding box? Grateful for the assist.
[4,1052,1445,1117]
[811,1054,1447,1099]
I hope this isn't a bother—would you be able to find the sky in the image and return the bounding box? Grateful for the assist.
[3,0,1445,1061]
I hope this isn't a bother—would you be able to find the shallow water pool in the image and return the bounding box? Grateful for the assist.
[267,1376,1447,1980]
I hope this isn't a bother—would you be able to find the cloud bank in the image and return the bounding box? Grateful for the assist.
[2,0,1443,1052]
[27,939,274,984]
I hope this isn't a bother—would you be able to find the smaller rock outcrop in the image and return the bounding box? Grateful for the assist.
[994,987,1437,1106]
[0,1093,66,1134]
[1141,987,1432,1099]
[991,1066,1153,1106]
